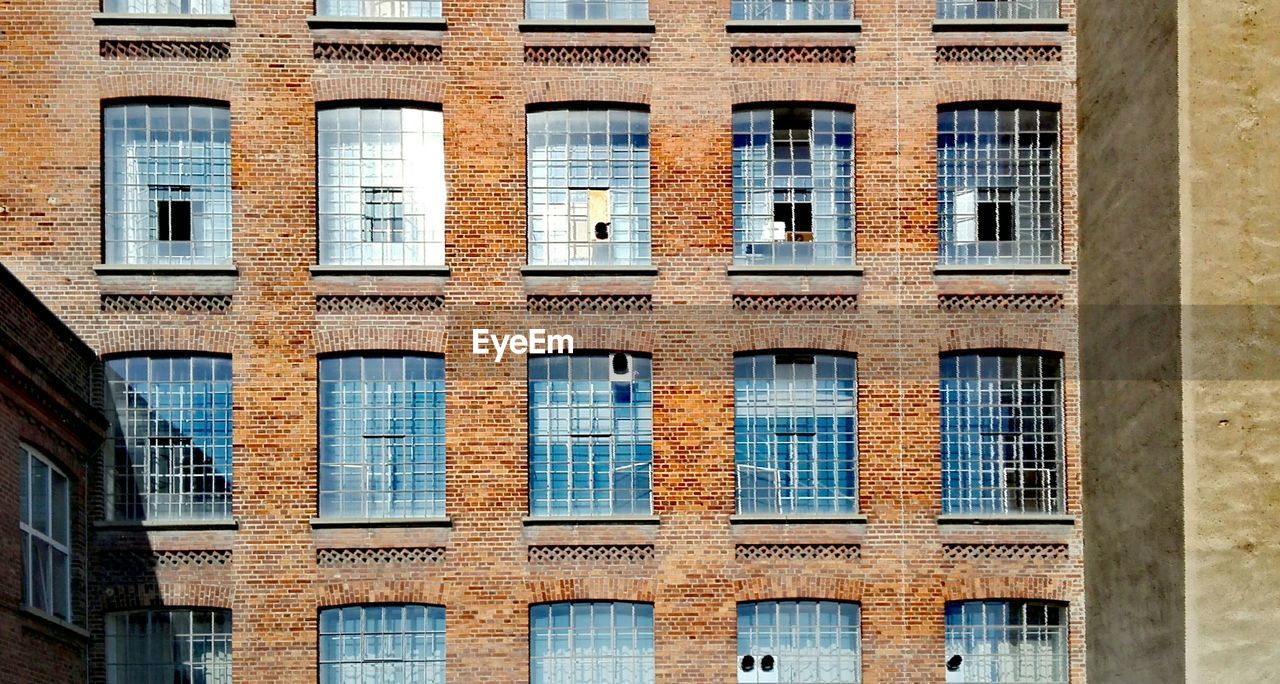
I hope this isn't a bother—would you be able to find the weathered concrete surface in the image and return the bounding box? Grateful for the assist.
[1078,0,1184,680]
[1183,0,1280,680]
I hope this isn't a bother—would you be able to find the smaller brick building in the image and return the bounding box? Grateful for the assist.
[0,264,106,684]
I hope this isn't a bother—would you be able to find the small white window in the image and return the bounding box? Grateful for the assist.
[20,445,72,622]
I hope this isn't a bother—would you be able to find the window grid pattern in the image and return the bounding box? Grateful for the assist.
[319,356,446,519]
[526,0,648,20]
[944,601,1068,684]
[317,0,443,17]
[530,602,654,684]
[106,609,232,684]
[738,601,862,683]
[528,110,650,266]
[733,108,855,265]
[105,0,230,13]
[529,354,652,517]
[732,0,853,20]
[105,356,233,521]
[937,107,1060,264]
[940,353,1063,515]
[319,604,446,684]
[936,0,1058,20]
[319,107,445,267]
[104,103,231,265]
[20,445,72,622]
[735,354,858,515]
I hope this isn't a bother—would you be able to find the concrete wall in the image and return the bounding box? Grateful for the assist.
[1182,0,1280,680]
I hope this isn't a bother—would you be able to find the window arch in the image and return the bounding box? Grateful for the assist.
[735,351,858,515]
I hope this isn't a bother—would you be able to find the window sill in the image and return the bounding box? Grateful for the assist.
[933,264,1071,276]
[18,607,91,641]
[730,513,867,525]
[518,19,656,33]
[92,13,236,27]
[728,264,864,276]
[95,264,238,276]
[310,265,450,277]
[937,514,1076,525]
[94,519,238,531]
[310,517,451,528]
[306,16,446,31]
[932,18,1070,32]
[726,19,862,33]
[522,515,660,526]
[521,265,658,277]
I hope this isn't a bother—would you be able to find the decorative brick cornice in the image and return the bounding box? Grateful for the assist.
[523,78,651,106]
[313,76,445,104]
[938,327,1070,354]
[734,576,864,603]
[313,327,447,355]
[526,578,656,604]
[730,79,858,107]
[99,73,233,102]
[941,576,1074,603]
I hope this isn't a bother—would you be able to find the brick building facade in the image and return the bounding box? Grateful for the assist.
[1,0,1082,682]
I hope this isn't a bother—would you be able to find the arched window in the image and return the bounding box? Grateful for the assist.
[103,102,232,265]
[530,601,654,684]
[528,352,652,516]
[944,601,1068,683]
[319,604,446,683]
[737,600,862,682]
[105,608,232,684]
[735,353,858,515]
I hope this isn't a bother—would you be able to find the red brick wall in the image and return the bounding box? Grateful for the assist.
[0,0,1081,682]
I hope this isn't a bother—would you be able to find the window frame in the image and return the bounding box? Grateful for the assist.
[102,0,232,14]
[318,603,447,683]
[103,354,234,522]
[944,600,1069,684]
[105,607,233,684]
[525,0,649,21]
[529,601,655,684]
[734,351,859,516]
[526,106,652,267]
[101,99,233,267]
[316,353,447,520]
[936,103,1062,266]
[939,350,1065,516]
[732,105,856,266]
[527,352,653,517]
[935,0,1060,20]
[314,0,443,18]
[730,0,855,21]
[737,600,863,683]
[19,444,73,624]
[315,102,447,268]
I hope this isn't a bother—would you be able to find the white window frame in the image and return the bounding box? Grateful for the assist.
[20,444,73,623]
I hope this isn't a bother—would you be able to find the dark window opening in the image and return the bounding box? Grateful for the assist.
[362,187,405,243]
[977,200,1014,241]
[773,201,813,242]
[156,200,192,242]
